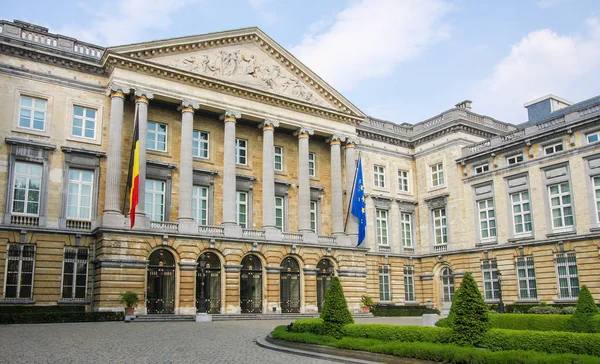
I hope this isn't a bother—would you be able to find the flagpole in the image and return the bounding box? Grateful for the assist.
[344,151,362,233]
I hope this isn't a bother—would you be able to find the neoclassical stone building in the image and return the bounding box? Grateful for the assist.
[0,20,598,315]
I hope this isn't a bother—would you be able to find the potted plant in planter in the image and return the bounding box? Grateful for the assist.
[120,291,140,316]
[361,295,373,313]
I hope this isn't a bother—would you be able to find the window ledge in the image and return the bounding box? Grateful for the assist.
[507,235,535,243]
[485,300,501,304]
[192,157,213,164]
[57,300,90,305]
[428,186,446,193]
[553,298,578,303]
[546,230,576,239]
[403,301,420,305]
[379,301,393,304]
[476,240,498,247]
[514,299,540,304]
[0,299,36,304]
[590,227,600,233]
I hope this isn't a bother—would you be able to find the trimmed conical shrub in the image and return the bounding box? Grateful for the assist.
[568,285,599,333]
[320,277,353,337]
[450,272,490,346]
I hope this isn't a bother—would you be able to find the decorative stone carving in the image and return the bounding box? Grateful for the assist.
[425,194,449,210]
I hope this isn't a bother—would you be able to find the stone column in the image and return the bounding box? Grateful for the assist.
[178,100,200,234]
[133,90,153,230]
[345,140,358,240]
[295,128,314,234]
[101,83,130,228]
[303,267,318,313]
[224,264,243,314]
[265,266,282,313]
[260,120,279,232]
[178,261,198,315]
[329,135,344,235]
[220,110,242,236]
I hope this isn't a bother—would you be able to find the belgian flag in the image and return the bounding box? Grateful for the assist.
[127,106,140,228]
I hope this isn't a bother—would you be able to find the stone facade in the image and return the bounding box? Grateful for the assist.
[0,20,599,315]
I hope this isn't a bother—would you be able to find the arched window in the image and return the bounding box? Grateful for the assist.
[316,259,334,312]
[280,257,300,313]
[197,252,221,314]
[441,267,455,303]
[240,254,262,313]
[147,249,175,314]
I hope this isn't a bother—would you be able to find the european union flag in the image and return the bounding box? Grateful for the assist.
[351,157,367,246]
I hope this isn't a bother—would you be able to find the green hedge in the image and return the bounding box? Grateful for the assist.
[343,323,452,343]
[0,305,86,314]
[291,318,326,335]
[273,326,600,363]
[490,303,600,314]
[372,304,439,316]
[482,329,600,356]
[436,314,600,333]
[0,312,124,325]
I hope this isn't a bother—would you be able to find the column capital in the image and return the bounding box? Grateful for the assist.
[178,100,200,114]
[220,109,241,122]
[294,127,314,139]
[134,90,154,104]
[106,83,130,98]
[259,119,279,131]
[326,134,343,145]
[345,138,358,148]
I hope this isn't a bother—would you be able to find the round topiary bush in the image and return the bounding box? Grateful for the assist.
[320,276,353,337]
[449,272,491,346]
[568,285,600,333]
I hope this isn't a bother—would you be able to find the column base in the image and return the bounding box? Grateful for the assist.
[178,219,198,234]
[347,234,359,247]
[264,227,282,241]
[99,212,126,229]
[179,307,197,315]
[301,231,318,244]
[132,214,149,230]
[223,223,243,238]
[335,235,351,246]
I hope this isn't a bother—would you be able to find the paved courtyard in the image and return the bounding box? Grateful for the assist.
[0,317,422,363]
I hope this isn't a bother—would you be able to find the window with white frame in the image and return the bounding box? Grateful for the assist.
[404,266,415,301]
[376,209,389,245]
[4,244,35,299]
[145,179,166,221]
[482,259,500,300]
[544,142,564,156]
[587,131,600,144]
[592,175,600,223]
[61,247,88,300]
[373,165,386,188]
[72,106,96,139]
[275,196,285,231]
[478,199,497,241]
[398,170,409,192]
[516,256,537,300]
[379,265,391,301]
[66,169,94,221]
[192,186,209,225]
[236,191,248,228]
[12,162,42,216]
[441,267,454,303]
[431,163,444,187]
[556,252,579,299]
[401,212,413,248]
[308,152,316,177]
[192,130,209,159]
[274,146,283,172]
[475,163,490,175]
[507,153,524,166]
[147,122,167,152]
[310,200,318,233]
[19,96,46,131]
[549,182,574,230]
[433,208,447,245]
[511,191,532,235]
[235,138,247,165]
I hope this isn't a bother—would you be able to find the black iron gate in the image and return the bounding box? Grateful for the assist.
[240,254,262,313]
[147,249,175,314]
[316,259,334,312]
[280,257,300,313]
[196,252,221,314]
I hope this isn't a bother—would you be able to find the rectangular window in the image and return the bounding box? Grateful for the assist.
[19,96,46,131]
[478,198,497,241]
[192,131,209,159]
[587,131,600,144]
[593,176,600,223]
[431,163,444,187]
[511,191,532,235]
[433,208,447,245]
[374,165,386,188]
[147,122,167,152]
[507,153,524,166]
[274,146,283,172]
[401,213,413,248]
[192,186,209,225]
[61,247,88,300]
[236,191,248,228]
[544,142,564,156]
[376,209,389,245]
[145,179,165,222]
[66,169,94,220]
[310,200,318,233]
[398,170,409,192]
[4,244,35,299]
[549,182,574,230]
[308,153,316,177]
[72,106,96,139]
[235,138,247,165]
[556,252,579,299]
[516,256,537,300]
[482,259,499,300]
[379,265,391,301]
[275,196,285,231]
[404,266,415,301]
[12,162,42,216]
[475,163,490,175]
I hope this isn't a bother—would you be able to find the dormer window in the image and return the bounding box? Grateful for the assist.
[544,142,564,156]
[507,153,524,166]
[474,163,490,175]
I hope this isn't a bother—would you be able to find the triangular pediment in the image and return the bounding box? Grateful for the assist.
[108,28,364,117]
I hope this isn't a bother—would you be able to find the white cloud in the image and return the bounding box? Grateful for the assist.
[247,0,278,25]
[56,0,200,46]
[472,18,600,123]
[291,0,452,91]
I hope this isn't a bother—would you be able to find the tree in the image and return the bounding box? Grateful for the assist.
[568,285,599,333]
[449,272,491,346]
[320,277,353,337]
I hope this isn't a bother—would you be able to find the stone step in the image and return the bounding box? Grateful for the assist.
[132,314,195,322]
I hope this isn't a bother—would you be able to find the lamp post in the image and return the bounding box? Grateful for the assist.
[497,271,505,313]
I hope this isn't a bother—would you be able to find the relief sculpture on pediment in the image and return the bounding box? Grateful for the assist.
[164,48,329,107]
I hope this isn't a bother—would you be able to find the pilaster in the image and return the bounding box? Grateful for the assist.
[295,127,314,234]
[132,90,154,230]
[178,100,200,234]
[329,135,344,236]
[345,139,358,244]
[261,120,279,233]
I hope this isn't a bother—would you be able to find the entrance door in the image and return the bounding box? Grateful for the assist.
[147,249,175,314]
[316,259,334,312]
[240,254,262,313]
[196,252,221,314]
[280,257,300,313]
[441,267,455,316]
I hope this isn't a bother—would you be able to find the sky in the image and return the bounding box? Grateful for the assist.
[2,0,600,125]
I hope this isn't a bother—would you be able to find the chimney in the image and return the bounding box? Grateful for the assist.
[455,100,472,110]
[524,94,572,123]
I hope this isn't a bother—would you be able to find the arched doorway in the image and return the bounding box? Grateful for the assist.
[316,258,334,312]
[240,254,262,313]
[196,252,221,314]
[441,267,455,315]
[280,257,300,313]
[147,249,175,314]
